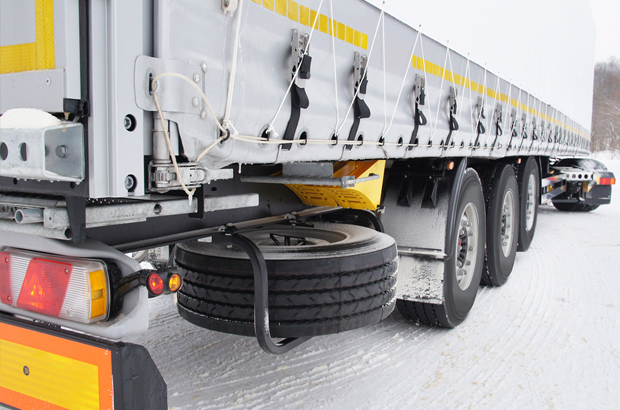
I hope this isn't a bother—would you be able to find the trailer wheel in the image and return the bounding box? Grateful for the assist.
[397,168,485,328]
[517,157,539,252]
[175,223,398,338]
[552,201,599,212]
[481,164,519,286]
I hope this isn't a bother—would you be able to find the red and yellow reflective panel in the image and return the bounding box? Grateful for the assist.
[0,322,113,410]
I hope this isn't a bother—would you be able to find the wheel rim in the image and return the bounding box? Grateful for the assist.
[525,174,536,231]
[242,227,348,248]
[455,203,479,290]
[500,190,516,257]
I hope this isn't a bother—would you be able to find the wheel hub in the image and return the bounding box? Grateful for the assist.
[525,173,536,231]
[500,190,515,257]
[455,203,479,290]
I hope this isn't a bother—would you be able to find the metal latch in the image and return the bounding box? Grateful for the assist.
[345,52,371,150]
[491,102,504,148]
[292,30,311,85]
[449,86,458,115]
[354,52,369,100]
[149,163,233,193]
[414,74,426,106]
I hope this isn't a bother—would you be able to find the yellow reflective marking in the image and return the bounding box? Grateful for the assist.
[288,0,299,22]
[263,0,274,11]
[0,340,100,410]
[330,18,337,36]
[249,1,367,49]
[300,5,309,26]
[354,30,361,47]
[337,22,346,41]
[0,0,55,74]
[310,10,319,29]
[276,0,287,16]
[346,26,354,44]
[319,14,329,34]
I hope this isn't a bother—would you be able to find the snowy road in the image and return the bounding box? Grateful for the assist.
[127,158,620,410]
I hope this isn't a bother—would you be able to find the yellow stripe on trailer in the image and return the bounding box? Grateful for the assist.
[251,0,368,50]
[0,0,55,74]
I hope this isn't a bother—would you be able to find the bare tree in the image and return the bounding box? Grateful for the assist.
[591,57,620,153]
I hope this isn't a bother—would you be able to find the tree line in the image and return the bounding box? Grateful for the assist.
[591,57,620,152]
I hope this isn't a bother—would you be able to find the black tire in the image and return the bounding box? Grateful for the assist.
[481,164,520,286]
[552,201,599,212]
[175,223,398,338]
[517,157,539,252]
[397,168,486,328]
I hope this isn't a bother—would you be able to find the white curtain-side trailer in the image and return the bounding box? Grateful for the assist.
[0,0,615,408]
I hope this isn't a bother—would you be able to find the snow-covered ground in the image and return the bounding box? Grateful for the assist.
[127,157,620,410]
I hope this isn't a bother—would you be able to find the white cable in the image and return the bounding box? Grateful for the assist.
[336,4,386,137]
[384,30,421,137]
[381,10,387,136]
[196,136,227,162]
[222,0,244,130]
[267,0,326,134]
[329,0,340,130]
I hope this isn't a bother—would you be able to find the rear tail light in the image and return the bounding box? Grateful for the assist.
[168,273,182,292]
[599,177,616,185]
[146,272,164,296]
[138,269,183,297]
[0,249,109,323]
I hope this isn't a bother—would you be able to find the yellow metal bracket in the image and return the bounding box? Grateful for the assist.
[285,160,385,210]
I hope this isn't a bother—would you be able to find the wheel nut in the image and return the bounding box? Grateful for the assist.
[465,260,471,266]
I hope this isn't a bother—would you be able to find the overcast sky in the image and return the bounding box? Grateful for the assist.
[589,0,620,62]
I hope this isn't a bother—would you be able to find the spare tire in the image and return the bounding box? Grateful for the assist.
[175,223,398,338]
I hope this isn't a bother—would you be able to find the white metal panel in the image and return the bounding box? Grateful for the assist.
[0,0,36,46]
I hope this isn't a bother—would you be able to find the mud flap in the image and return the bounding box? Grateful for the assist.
[380,159,467,304]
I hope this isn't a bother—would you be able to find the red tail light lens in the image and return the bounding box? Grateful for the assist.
[0,249,109,323]
[16,258,72,317]
[147,273,164,296]
[599,177,616,185]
